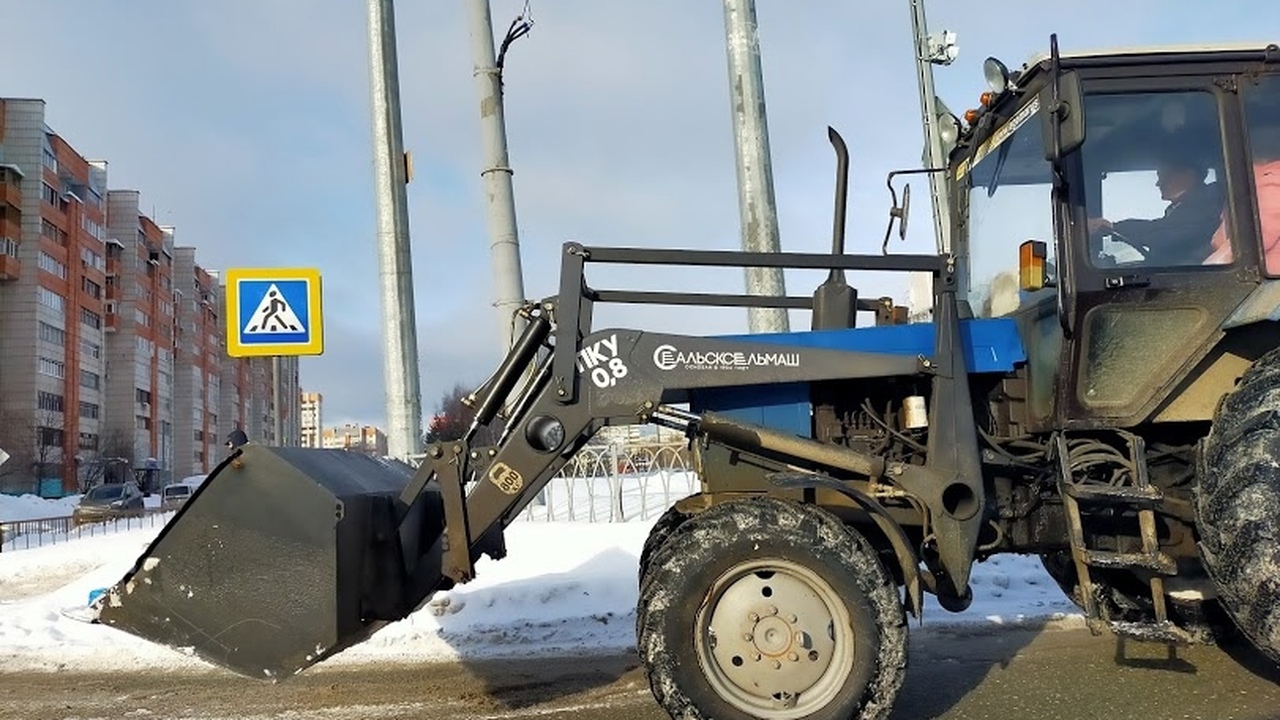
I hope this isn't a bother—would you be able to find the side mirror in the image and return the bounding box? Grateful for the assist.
[897,185,911,242]
[1019,240,1051,291]
[1039,34,1085,162]
[883,181,912,253]
[1040,70,1085,160]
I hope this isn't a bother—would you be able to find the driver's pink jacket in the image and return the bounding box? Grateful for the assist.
[1205,159,1280,271]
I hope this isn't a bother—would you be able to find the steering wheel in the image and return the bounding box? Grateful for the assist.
[1090,225,1148,266]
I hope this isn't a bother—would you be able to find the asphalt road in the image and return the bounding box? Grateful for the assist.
[2,623,1277,720]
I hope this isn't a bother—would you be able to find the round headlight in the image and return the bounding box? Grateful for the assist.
[983,56,1010,95]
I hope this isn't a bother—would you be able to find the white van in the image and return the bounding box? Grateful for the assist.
[160,483,193,510]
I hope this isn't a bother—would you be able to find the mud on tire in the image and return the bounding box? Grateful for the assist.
[638,503,691,588]
[1197,346,1280,664]
[636,496,907,720]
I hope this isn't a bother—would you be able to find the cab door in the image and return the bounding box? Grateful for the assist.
[1061,77,1259,428]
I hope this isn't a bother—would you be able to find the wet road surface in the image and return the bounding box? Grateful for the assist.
[2,623,1277,720]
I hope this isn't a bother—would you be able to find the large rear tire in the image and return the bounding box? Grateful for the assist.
[638,504,690,588]
[1197,347,1280,664]
[637,497,906,720]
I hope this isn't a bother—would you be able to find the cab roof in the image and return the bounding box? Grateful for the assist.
[1020,41,1279,75]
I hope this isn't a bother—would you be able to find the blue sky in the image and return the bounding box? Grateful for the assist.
[2,0,1273,428]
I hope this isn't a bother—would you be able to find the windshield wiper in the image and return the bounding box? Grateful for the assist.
[986,140,1013,198]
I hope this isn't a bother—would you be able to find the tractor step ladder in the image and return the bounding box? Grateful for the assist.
[1054,433,1195,646]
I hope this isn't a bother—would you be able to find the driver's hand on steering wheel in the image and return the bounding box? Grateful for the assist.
[1087,217,1113,234]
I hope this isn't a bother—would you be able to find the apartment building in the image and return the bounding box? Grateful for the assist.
[0,97,305,494]
[300,391,322,448]
[321,424,387,457]
[0,99,111,495]
[172,247,222,478]
[103,191,176,490]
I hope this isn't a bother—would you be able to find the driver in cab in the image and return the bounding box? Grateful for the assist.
[1087,147,1224,266]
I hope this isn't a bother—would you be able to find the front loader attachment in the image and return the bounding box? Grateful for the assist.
[97,445,448,679]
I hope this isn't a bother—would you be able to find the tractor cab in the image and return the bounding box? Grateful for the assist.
[949,43,1280,433]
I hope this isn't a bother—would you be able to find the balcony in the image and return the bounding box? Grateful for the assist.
[0,237,19,281]
[1,182,21,210]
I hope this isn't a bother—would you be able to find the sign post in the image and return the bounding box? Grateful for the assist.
[225,268,324,447]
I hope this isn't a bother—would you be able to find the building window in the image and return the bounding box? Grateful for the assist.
[81,217,106,243]
[37,287,65,315]
[81,307,102,329]
[38,356,65,379]
[38,391,65,413]
[42,147,57,173]
[80,338,101,359]
[38,321,66,347]
[136,415,151,431]
[41,182,61,208]
[134,308,151,327]
[38,426,64,447]
[38,251,67,279]
[79,401,100,419]
[78,433,99,451]
[80,369,100,390]
[41,219,68,246]
[136,388,152,406]
[81,278,102,299]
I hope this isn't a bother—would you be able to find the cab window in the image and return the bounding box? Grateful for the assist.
[959,100,1055,318]
[1237,75,1280,274]
[1081,91,1227,269]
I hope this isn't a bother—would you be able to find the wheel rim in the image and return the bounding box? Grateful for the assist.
[695,558,856,719]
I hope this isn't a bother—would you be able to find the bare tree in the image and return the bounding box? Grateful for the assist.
[0,406,36,495]
[80,428,135,492]
[0,406,64,496]
[31,409,65,488]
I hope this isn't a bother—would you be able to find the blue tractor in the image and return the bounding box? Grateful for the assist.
[98,39,1280,718]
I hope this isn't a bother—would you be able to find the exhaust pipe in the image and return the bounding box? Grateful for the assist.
[812,126,858,331]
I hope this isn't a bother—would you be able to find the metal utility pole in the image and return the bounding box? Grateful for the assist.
[909,0,957,256]
[467,0,528,353]
[366,0,423,459]
[722,0,789,334]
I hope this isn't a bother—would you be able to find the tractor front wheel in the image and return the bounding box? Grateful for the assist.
[1197,347,1280,664]
[636,497,906,720]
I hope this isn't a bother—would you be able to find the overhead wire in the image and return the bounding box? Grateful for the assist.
[495,0,534,87]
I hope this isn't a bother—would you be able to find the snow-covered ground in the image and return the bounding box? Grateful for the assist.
[0,489,1082,674]
[0,492,83,522]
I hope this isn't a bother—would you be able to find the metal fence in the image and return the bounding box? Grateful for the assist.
[0,508,175,552]
[518,441,699,523]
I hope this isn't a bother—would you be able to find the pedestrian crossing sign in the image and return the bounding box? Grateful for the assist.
[225,267,324,357]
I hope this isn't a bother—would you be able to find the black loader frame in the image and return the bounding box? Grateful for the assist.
[414,238,981,610]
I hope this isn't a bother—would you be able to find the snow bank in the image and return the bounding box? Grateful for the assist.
[0,493,82,522]
[0,514,1081,674]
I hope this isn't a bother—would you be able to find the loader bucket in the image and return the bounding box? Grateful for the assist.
[97,445,448,680]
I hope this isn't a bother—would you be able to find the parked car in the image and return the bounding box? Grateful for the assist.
[159,483,192,510]
[72,482,146,526]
